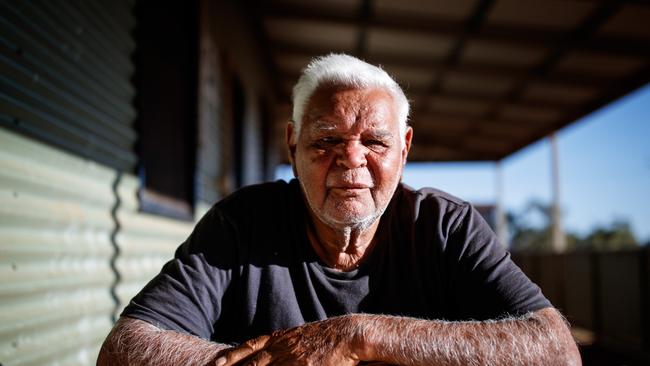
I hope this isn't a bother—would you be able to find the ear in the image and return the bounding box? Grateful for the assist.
[401,126,413,166]
[286,122,299,177]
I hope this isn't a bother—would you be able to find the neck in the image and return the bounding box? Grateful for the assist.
[307,212,380,271]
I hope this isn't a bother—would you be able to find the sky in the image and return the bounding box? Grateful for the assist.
[275,83,650,244]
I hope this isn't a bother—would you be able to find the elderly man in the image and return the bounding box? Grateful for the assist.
[98,54,580,365]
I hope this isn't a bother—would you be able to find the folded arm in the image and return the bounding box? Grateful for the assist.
[357,307,580,366]
[217,307,581,366]
[97,316,231,366]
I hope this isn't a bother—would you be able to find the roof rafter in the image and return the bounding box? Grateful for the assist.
[264,4,650,58]
[273,44,624,88]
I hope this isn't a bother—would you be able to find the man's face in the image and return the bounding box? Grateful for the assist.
[288,85,412,230]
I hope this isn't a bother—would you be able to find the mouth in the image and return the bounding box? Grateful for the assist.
[328,183,372,190]
[327,183,373,197]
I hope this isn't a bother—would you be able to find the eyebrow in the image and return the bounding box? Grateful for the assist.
[309,122,394,140]
[309,121,336,134]
[310,121,337,133]
[365,130,393,139]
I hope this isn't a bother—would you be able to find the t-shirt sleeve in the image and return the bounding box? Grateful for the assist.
[120,206,239,340]
[446,204,551,320]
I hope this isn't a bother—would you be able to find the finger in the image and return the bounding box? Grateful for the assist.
[240,350,273,366]
[215,335,270,366]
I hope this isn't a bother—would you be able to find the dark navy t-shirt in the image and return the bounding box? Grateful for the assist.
[122,179,550,344]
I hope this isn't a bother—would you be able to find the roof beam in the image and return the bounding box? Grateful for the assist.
[263,4,650,58]
[284,73,588,111]
[272,44,624,88]
[445,0,495,65]
[427,0,495,97]
[502,63,650,161]
[354,0,371,57]
[411,90,583,111]
[410,135,507,158]
[532,2,624,79]
[499,2,625,115]
[412,111,555,134]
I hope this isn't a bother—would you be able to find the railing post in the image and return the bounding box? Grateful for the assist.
[550,133,566,253]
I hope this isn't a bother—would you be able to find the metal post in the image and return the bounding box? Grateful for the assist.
[550,133,566,252]
[495,161,509,247]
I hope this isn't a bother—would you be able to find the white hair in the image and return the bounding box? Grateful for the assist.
[291,54,410,142]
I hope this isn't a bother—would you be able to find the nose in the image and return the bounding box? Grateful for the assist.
[336,141,368,169]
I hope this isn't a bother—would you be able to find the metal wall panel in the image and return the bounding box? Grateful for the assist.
[0,1,204,363]
[0,0,137,172]
[114,175,193,315]
[0,128,116,365]
[0,128,194,365]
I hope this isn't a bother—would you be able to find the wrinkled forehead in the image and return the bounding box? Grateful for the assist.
[301,85,399,132]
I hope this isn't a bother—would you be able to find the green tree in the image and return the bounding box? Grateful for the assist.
[507,201,555,252]
[575,220,638,251]
[508,200,638,252]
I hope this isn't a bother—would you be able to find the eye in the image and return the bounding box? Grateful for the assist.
[364,139,389,148]
[312,136,340,149]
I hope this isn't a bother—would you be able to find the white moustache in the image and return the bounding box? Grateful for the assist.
[326,170,374,188]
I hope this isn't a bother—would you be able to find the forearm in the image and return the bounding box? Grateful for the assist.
[97,316,230,366]
[355,308,581,366]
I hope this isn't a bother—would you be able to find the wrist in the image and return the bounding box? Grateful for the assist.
[206,343,232,366]
[347,314,379,362]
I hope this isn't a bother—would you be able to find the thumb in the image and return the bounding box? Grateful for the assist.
[215,335,270,366]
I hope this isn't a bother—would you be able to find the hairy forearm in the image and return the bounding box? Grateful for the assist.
[355,308,581,366]
[97,317,230,366]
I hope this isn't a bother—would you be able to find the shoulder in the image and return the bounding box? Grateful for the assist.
[200,179,303,244]
[383,183,483,249]
[181,180,302,259]
[219,179,296,204]
[187,179,299,241]
[213,179,299,218]
[401,184,468,205]
[395,183,471,224]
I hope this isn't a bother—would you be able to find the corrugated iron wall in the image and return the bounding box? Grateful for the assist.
[0,128,194,365]
[0,0,196,364]
[0,0,137,172]
[0,0,277,363]
[114,175,194,315]
[0,128,115,364]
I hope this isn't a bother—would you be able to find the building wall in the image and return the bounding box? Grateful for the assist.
[0,128,194,365]
[0,0,277,364]
[0,0,138,172]
[207,0,279,188]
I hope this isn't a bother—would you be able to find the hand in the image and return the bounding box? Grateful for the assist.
[214,316,363,366]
